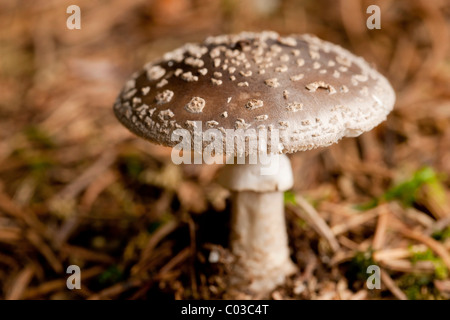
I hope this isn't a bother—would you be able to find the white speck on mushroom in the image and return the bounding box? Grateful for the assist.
[291,49,300,56]
[275,64,288,72]
[221,111,228,118]
[132,97,142,106]
[253,56,263,64]
[146,65,166,81]
[211,78,223,85]
[286,102,303,112]
[338,66,348,72]
[237,81,249,87]
[360,86,369,96]
[136,104,149,119]
[245,99,264,110]
[329,116,338,124]
[255,114,268,121]
[198,68,208,75]
[185,44,208,58]
[340,85,349,93]
[306,81,336,94]
[333,70,340,78]
[155,90,174,104]
[296,59,305,67]
[141,87,150,95]
[185,120,197,128]
[206,120,219,128]
[336,55,352,67]
[235,118,250,129]
[156,79,168,88]
[328,60,336,67]
[228,66,236,74]
[209,47,221,59]
[222,64,228,71]
[257,124,266,130]
[214,71,223,78]
[158,109,175,121]
[214,58,221,68]
[227,97,232,103]
[230,75,236,81]
[163,48,184,63]
[313,62,321,69]
[185,97,205,113]
[184,57,205,68]
[240,70,252,77]
[122,89,137,100]
[270,44,282,53]
[283,90,289,99]
[264,78,280,88]
[181,71,199,82]
[353,74,368,82]
[319,69,327,74]
[278,37,297,47]
[309,50,320,60]
[124,79,135,92]
[280,54,290,62]
[290,73,304,81]
[148,108,156,116]
[258,69,266,75]
[174,68,183,77]
[124,106,132,119]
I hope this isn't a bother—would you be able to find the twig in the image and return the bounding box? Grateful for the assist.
[288,195,340,253]
[6,264,34,300]
[132,219,179,274]
[380,269,408,300]
[331,206,380,236]
[373,205,390,250]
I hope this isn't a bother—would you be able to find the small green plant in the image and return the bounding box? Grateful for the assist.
[24,125,55,149]
[147,213,174,234]
[432,227,450,242]
[399,273,435,300]
[356,166,446,210]
[284,190,297,205]
[410,248,448,280]
[347,249,376,282]
[122,154,145,180]
[98,265,124,286]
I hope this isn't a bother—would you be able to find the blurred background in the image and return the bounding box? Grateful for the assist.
[0,0,449,300]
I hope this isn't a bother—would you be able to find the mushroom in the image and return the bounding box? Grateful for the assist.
[113,31,395,295]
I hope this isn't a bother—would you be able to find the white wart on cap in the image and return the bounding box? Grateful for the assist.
[114,31,395,154]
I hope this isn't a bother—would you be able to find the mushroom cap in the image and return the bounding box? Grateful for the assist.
[114,31,395,155]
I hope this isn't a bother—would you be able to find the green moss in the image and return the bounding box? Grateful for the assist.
[122,154,145,180]
[24,125,55,149]
[348,249,376,281]
[410,248,448,280]
[356,166,446,210]
[284,190,297,205]
[98,265,124,286]
[432,227,450,242]
[147,213,174,234]
[399,273,435,300]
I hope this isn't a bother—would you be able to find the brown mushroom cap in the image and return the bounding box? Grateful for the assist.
[114,31,395,154]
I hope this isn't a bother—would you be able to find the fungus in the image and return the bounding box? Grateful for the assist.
[113,31,395,295]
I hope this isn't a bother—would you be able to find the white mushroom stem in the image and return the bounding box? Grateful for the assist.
[218,154,297,293]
